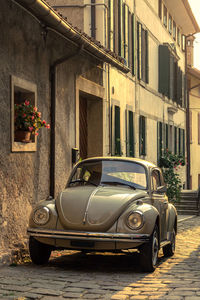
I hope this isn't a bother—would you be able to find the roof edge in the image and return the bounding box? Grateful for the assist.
[13,0,130,73]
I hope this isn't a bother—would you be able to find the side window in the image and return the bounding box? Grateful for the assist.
[151,170,162,191]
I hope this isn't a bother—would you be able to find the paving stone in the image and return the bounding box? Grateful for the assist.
[31,288,62,296]
[62,292,83,298]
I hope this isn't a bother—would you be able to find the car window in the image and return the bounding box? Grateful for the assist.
[151,170,162,191]
[69,160,147,189]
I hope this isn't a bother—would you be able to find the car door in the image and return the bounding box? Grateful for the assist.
[151,169,168,241]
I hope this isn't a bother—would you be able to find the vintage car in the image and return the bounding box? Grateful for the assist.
[28,157,177,272]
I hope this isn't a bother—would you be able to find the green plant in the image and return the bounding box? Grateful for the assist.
[14,100,50,135]
[159,149,185,203]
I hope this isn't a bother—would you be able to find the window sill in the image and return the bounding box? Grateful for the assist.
[11,141,36,152]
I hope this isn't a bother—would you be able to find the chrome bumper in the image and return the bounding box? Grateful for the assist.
[27,228,150,243]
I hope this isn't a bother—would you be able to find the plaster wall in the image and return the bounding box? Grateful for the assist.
[0,0,102,252]
[189,76,200,189]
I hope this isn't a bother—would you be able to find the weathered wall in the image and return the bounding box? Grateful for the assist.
[0,0,101,252]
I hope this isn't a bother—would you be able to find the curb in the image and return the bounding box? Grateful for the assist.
[177,214,197,223]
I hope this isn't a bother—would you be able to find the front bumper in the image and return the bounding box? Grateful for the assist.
[27,228,150,243]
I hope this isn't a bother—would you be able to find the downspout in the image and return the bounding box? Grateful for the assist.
[185,35,191,189]
[50,47,83,198]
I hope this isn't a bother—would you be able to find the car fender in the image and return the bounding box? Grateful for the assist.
[167,203,177,233]
[117,200,160,236]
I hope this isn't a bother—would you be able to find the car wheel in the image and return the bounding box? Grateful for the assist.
[29,236,51,265]
[163,229,176,257]
[139,225,159,272]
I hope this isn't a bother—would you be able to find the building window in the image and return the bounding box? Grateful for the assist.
[169,15,172,34]
[137,22,149,83]
[182,35,186,52]
[11,75,37,152]
[139,115,146,156]
[177,28,181,46]
[198,174,200,187]
[163,5,167,28]
[126,109,134,157]
[159,45,184,105]
[111,104,121,156]
[158,0,162,20]
[173,21,176,41]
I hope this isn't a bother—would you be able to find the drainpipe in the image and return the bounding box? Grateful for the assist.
[50,47,83,198]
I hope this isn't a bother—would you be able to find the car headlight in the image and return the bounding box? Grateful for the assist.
[126,211,144,230]
[33,207,50,225]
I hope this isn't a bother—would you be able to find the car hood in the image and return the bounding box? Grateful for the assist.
[56,185,147,232]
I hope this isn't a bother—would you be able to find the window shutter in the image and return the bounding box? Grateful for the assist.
[131,14,135,75]
[124,4,129,62]
[174,126,177,154]
[129,111,134,156]
[145,30,149,84]
[173,60,178,102]
[165,124,169,150]
[137,22,142,80]
[119,0,124,57]
[198,113,200,145]
[183,129,185,156]
[178,128,181,154]
[108,0,114,51]
[159,45,170,97]
[169,55,174,100]
[139,116,146,155]
[115,106,121,155]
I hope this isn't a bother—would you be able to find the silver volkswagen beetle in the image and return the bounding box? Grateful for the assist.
[28,157,177,272]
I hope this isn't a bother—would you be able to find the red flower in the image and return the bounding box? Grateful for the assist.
[25,100,30,106]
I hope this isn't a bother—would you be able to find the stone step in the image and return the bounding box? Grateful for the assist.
[175,204,198,210]
[177,209,199,215]
[176,202,198,207]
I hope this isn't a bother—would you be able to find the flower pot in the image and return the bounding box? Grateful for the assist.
[14,130,31,143]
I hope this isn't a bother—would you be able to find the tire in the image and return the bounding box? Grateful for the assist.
[163,229,176,257]
[29,236,51,265]
[139,225,159,272]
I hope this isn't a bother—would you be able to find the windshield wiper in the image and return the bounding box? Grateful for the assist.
[101,181,136,190]
[69,179,98,186]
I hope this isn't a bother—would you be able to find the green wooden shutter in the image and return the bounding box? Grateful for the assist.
[165,124,169,150]
[178,128,181,154]
[129,111,134,156]
[108,0,114,51]
[131,14,135,75]
[183,129,185,156]
[174,126,177,154]
[159,45,170,97]
[145,30,149,83]
[157,122,163,161]
[124,4,129,62]
[115,105,121,156]
[137,22,142,80]
[118,0,124,57]
[139,116,146,155]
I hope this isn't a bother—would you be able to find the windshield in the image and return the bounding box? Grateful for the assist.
[68,160,147,190]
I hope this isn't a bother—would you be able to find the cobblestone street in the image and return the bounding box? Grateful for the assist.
[0,216,200,300]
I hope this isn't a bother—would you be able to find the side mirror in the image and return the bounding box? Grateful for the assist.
[156,185,167,194]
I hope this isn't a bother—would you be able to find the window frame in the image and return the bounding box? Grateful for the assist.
[11,75,37,152]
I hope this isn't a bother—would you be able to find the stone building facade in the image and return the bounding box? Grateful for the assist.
[0,0,127,253]
[48,0,199,189]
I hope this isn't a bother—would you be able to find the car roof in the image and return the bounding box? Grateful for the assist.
[79,156,157,169]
